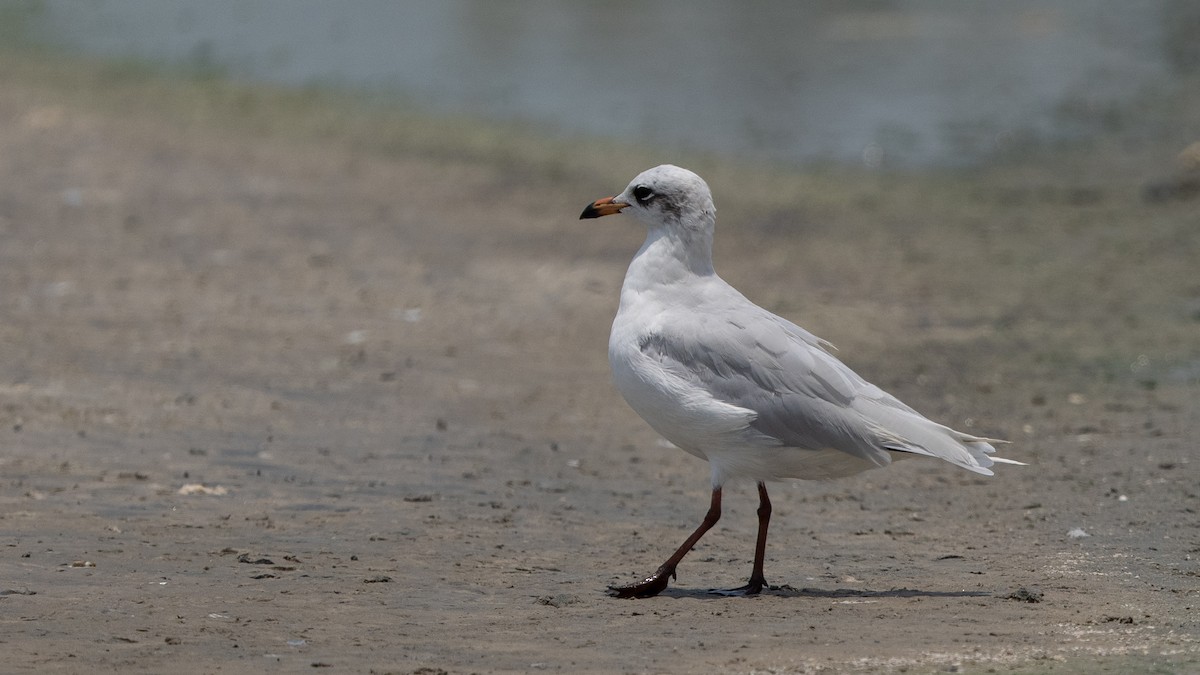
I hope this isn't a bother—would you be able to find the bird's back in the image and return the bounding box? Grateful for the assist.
[609,269,1010,483]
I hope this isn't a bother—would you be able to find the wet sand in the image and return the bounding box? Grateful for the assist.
[1,50,1198,673]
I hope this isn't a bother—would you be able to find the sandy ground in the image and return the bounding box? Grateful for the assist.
[1,52,1199,673]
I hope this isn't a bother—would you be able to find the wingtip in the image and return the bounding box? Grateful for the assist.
[989,457,1027,466]
[963,434,1009,445]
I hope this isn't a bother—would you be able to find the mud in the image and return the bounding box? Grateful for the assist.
[1,52,1198,673]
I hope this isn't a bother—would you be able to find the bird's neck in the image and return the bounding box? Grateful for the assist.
[623,225,716,293]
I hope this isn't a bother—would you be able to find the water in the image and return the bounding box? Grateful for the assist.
[12,0,1198,167]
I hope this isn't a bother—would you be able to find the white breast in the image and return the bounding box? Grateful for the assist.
[608,306,758,461]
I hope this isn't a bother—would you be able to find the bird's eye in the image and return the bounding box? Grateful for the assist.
[633,185,654,203]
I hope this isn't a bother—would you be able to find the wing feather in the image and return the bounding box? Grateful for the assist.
[638,304,1016,477]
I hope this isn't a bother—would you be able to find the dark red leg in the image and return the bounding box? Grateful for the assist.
[710,481,771,596]
[608,487,723,598]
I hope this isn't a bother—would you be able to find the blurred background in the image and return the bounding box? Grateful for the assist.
[2,2,1199,672]
[9,0,1200,168]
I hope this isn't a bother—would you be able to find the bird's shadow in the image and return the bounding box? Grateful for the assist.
[652,583,992,600]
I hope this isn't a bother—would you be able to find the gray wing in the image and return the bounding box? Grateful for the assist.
[640,306,1003,475]
[639,308,899,467]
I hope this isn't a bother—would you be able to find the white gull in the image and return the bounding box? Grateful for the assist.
[580,164,1024,598]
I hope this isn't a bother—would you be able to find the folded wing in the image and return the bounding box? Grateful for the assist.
[639,306,1017,478]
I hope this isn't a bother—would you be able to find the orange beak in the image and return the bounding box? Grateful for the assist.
[579,196,629,219]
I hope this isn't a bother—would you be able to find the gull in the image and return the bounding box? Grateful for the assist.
[580,164,1023,599]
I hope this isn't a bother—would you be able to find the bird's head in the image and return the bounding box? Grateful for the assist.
[580,164,716,234]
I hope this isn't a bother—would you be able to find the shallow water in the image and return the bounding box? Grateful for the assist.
[14,0,1195,165]
[13,1,1199,166]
